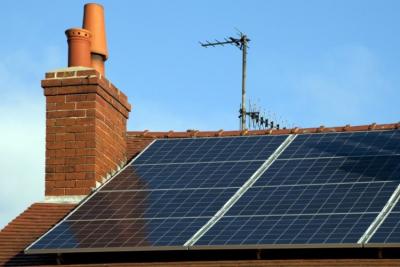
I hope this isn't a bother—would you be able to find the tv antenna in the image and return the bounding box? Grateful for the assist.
[200,30,250,130]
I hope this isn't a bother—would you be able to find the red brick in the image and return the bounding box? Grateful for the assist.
[47,110,86,119]
[46,133,56,142]
[65,141,86,149]
[77,69,98,76]
[54,180,75,188]
[46,157,65,165]
[65,187,91,195]
[65,172,87,180]
[76,101,96,109]
[55,133,75,142]
[66,93,96,102]
[47,102,76,111]
[42,79,62,88]
[46,95,65,104]
[75,132,93,141]
[46,142,65,149]
[45,187,65,195]
[75,164,95,172]
[75,180,95,188]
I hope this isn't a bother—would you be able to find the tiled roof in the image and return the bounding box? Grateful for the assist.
[2,123,400,266]
[0,203,75,266]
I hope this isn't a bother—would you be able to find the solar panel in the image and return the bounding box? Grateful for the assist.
[26,135,287,253]
[195,130,400,248]
[102,161,263,191]
[195,214,377,246]
[252,155,400,186]
[225,183,398,216]
[280,130,400,159]
[31,218,209,250]
[68,188,237,220]
[135,136,287,164]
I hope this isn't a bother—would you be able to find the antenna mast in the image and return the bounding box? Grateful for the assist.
[200,32,250,130]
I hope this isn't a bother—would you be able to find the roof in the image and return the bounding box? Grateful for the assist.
[0,203,74,266]
[2,123,400,266]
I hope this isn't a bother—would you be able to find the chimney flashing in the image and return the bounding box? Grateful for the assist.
[42,195,86,204]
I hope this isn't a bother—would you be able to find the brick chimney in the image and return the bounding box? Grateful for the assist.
[43,4,131,200]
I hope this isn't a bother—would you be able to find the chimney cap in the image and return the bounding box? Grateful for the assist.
[65,28,91,39]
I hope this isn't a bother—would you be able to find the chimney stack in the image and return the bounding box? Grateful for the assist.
[82,3,108,76]
[42,3,131,200]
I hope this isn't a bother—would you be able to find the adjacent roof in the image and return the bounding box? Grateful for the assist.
[2,123,400,266]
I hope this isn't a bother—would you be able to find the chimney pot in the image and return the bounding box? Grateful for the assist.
[65,28,92,68]
[83,3,108,75]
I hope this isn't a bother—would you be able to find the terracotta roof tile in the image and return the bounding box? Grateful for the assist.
[126,123,400,139]
[0,203,75,266]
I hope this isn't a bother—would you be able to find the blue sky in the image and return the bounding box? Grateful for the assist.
[0,0,399,228]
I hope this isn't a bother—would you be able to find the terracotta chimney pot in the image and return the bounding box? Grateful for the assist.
[83,3,108,58]
[65,28,92,68]
[83,3,108,75]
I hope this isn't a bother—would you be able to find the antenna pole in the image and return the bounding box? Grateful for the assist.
[199,32,250,131]
[241,35,248,131]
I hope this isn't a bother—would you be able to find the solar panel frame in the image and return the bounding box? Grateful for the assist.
[192,213,377,249]
[225,182,398,217]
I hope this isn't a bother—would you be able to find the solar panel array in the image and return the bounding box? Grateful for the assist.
[27,135,287,252]
[26,130,400,253]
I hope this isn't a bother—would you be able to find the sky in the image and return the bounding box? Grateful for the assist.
[0,0,399,228]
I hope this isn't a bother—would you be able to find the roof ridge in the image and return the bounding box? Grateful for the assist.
[127,122,400,138]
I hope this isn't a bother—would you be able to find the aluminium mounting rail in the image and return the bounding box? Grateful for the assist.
[357,183,400,245]
[184,134,297,247]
